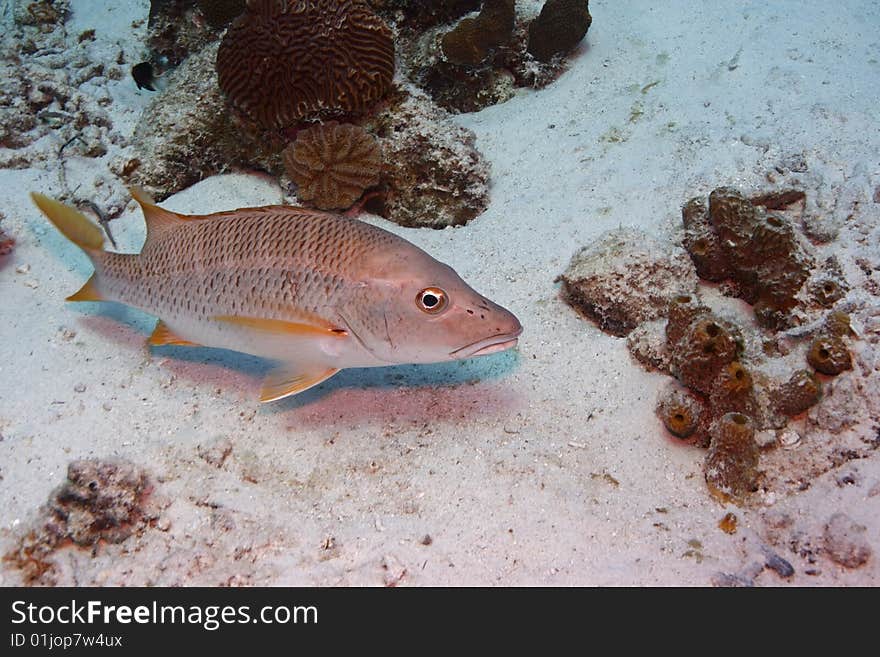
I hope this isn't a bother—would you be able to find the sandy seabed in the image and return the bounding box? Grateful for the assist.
[1,1,878,585]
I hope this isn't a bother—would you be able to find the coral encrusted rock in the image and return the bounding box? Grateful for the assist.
[130,42,273,199]
[283,122,382,210]
[527,0,592,62]
[197,0,246,27]
[216,0,394,132]
[441,0,515,66]
[682,187,813,329]
[559,228,699,337]
[365,85,490,228]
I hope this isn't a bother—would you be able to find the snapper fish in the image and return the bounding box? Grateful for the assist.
[31,190,522,402]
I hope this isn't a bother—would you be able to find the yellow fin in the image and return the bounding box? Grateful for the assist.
[66,273,103,302]
[148,320,199,347]
[31,193,104,252]
[213,315,348,338]
[129,186,184,246]
[260,364,339,402]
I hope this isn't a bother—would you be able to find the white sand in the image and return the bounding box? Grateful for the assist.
[0,0,878,585]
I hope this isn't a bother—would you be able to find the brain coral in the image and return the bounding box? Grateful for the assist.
[283,121,382,210]
[216,0,394,131]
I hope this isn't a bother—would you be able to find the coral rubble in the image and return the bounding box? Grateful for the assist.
[283,122,382,211]
[822,512,872,569]
[0,1,116,170]
[5,460,158,585]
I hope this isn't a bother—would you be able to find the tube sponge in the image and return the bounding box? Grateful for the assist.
[705,413,759,503]
[656,383,705,442]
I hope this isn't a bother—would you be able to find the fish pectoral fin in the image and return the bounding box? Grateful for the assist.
[213,314,348,338]
[148,320,199,347]
[260,364,339,403]
[66,273,104,302]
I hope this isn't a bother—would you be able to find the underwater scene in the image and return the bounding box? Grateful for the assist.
[0,0,878,586]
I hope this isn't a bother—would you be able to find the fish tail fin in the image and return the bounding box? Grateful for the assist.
[31,193,108,302]
[30,192,105,255]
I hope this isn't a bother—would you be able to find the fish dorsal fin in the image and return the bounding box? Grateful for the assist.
[261,363,339,402]
[213,314,348,338]
[148,320,199,347]
[129,186,186,246]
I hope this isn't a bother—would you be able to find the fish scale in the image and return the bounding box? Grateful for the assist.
[102,209,394,326]
[31,189,522,402]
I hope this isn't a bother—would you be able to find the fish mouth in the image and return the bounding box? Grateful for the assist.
[450,329,522,359]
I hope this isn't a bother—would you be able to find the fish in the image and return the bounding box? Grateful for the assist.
[131,62,157,91]
[31,189,523,402]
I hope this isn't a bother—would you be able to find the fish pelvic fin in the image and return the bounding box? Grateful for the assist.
[30,193,104,254]
[65,273,104,302]
[129,186,186,247]
[260,363,339,402]
[148,320,199,347]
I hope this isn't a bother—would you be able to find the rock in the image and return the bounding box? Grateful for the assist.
[559,228,698,337]
[823,512,872,568]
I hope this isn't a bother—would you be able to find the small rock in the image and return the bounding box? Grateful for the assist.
[763,550,795,578]
[73,383,86,393]
[381,554,407,587]
[754,429,777,448]
[711,572,754,587]
[823,512,872,568]
[778,428,801,449]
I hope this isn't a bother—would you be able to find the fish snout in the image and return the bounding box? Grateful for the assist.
[450,300,523,359]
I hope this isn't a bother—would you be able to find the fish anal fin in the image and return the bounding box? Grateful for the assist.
[260,364,339,402]
[66,273,103,302]
[148,320,198,347]
[214,314,347,338]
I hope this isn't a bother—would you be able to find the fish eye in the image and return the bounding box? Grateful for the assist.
[416,287,448,314]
